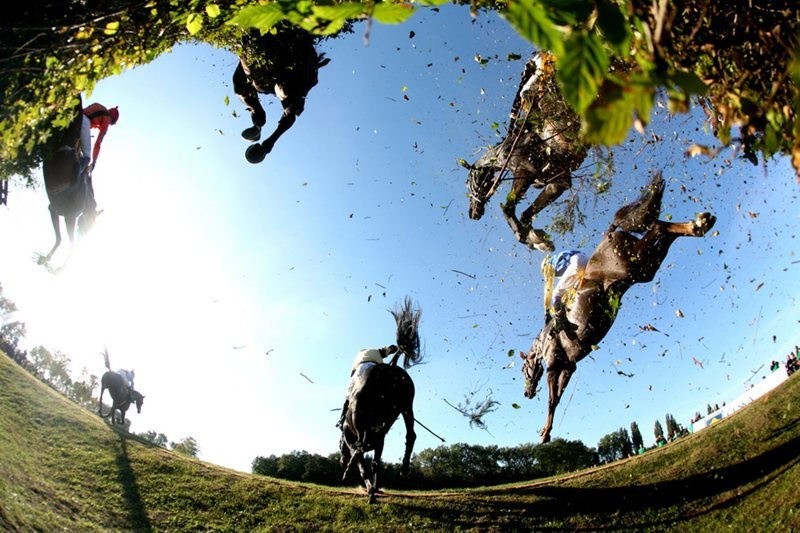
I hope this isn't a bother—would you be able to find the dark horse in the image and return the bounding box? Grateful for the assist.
[98,352,144,425]
[234,24,331,164]
[39,97,100,264]
[99,372,144,425]
[464,51,588,252]
[339,298,422,504]
[520,172,716,442]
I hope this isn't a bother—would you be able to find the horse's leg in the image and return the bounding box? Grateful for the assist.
[625,213,716,284]
[501,175,554,252]
[43,209,62,262]
[519,173,571,251]
[400,409,416,476]
[233,62,266,142]
[246,95,303,164]
[369,439,384,504]
[520,173,571,225]
[540,360,576,443]
[98,384,105,416]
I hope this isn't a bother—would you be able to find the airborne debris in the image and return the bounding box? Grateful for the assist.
[444,394,498,433]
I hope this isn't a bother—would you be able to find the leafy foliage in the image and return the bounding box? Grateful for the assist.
[3,0,798,187]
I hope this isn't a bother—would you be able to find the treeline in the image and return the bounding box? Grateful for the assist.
[253,439,598,489]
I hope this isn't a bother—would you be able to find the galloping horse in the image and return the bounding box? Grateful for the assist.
[39,97,100,264]
[234,24,331,164]
[464,52,588,252]
[520,172,716,442]
[339,298,422,504]
[98,351,144,426]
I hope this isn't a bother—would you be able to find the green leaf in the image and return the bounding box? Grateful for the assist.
[227,5,285,32]
[205,4,221,18]
[583,86,634,145]
[541,0,593,25]
[502,0,564,56]
[371,3,416,24]
[511,403,522,409]
[104,21,120,36]
[313,2,365,21]
[186,13,203,35]
[670,70,708,96]
[557,30,609,113]
[507,349,515,357]
[596,0,629,48]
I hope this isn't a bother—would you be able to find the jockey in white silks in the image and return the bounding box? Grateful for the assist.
[541,250,588,322]
[337,345,398,428]
[116,368,135,398]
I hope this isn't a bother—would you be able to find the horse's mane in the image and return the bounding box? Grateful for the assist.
[390,297,422,369]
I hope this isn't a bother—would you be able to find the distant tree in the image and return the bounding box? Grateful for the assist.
[654,419,665,442]
[630,422,644,453]
[597,428,633,463]
[252,455,280,477]
[666,413,681,441]
[69,367,98,410]
[170,436,200,458]
[0,283,27,365]
[137,430,169,448]
[534,438,598,475]
[27,346,73,393]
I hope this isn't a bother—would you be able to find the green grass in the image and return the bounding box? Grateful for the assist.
[1,352,799,531]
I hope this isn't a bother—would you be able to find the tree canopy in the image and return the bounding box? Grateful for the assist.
[2,0,798,185]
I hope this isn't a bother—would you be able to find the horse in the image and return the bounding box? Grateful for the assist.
[339,297,422,504]
[520,172,716,443]
[233,24,331,164]
[98,350,143,426]
[98,371,144,425]
[39,97,100,264]
[464,51,588,252]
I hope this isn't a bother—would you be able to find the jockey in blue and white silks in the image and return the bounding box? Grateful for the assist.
[541,249,588,320]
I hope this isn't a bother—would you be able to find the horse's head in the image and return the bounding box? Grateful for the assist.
[133,391,144,414]
[520,348,545,400]
[462,154,498,221]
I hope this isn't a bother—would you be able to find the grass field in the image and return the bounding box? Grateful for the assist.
[1,352,798,531]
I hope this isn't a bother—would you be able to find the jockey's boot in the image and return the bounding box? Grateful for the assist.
[78,156,91,179]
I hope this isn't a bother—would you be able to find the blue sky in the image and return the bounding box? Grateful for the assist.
[1,5,798,472]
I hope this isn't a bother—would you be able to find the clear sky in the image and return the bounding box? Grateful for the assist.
[1,5,798,473]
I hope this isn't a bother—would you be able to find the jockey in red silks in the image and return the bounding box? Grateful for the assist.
[80,103,119,175]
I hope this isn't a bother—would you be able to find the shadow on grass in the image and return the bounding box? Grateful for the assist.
[391,433,800,530]
[115,434,152,532]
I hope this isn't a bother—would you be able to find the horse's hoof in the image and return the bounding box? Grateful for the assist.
[693,212,717,236]
[527,228,555,252]
[245,144,267,164]
[241,126,261,142]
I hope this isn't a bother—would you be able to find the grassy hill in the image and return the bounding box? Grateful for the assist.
[1,352,798,531]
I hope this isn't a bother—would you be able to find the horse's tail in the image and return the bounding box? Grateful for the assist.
[390,297,422,369]
[103,347,111,371]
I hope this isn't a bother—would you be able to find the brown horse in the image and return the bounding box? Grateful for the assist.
[520,172,716,442]
[234,24,330,164]
[339,298,421,503]
[464,52,588,252]
[39,97,100,264]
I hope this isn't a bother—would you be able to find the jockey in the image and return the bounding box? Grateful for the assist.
[541,249,588,323]
[80,103,119,174]
[116,368,135,399]
[336,345,398,428]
